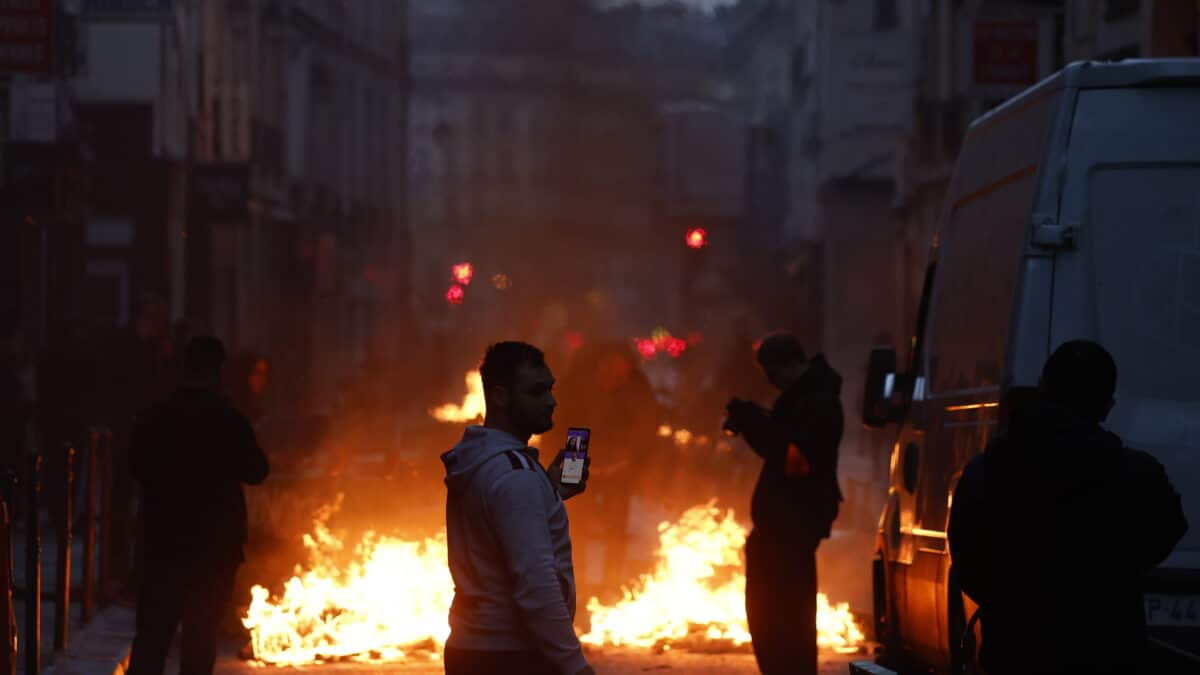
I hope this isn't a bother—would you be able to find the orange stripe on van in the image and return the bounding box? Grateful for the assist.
[944,402,999,412]
[951,164,1037,211]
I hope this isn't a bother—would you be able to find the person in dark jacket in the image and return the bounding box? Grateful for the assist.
[127,336,270,675]
[724,333,843,675]
[948,340,1187,675]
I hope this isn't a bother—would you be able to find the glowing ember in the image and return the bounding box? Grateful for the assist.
[582,502,865,655]
[430,371,485,423]
[451,262,474,286]
[445,285,465,305]
[658,425,703,449]
[491,273,512,290]
[672,428,694,447]
[243,500,452,665]
[685,227,709,249]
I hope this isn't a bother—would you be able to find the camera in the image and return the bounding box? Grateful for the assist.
[722,398,755,437]
[721,414,743,437]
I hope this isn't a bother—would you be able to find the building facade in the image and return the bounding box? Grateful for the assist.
[2,0,409,426]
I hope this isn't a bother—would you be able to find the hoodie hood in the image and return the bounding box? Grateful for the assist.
[442,425,534,493]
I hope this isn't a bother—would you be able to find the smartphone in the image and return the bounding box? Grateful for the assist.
[561,427,590,485]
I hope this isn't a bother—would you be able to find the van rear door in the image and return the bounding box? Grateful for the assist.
[1053,83,1200,571]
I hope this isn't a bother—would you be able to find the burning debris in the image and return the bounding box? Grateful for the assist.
[582,502,865,655]
[582,502,751,650]
[243,500,864,666]
[242,499,453,666]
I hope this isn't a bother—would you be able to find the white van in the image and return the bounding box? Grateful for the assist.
[862,59,1200,672]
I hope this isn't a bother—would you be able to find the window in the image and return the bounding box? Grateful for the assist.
[927,172,1038,393]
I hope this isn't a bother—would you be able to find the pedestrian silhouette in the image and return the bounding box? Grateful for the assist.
[724,332,843,675]
[949,340,1187,675]
[126,336,269,675]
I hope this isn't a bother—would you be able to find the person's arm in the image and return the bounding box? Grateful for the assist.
[735,396,840,473]
[728,400,785,461]
[487,471,589,674]
[1128,450,1187,570]
[230,410,270,485]
[948,457,988,605]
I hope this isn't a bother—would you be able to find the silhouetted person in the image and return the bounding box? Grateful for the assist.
[949,341,1187,675]
[127,336,269,675]
[441,342,594,675]
[109,294,177,595]
[724,333,843,675]
[547,339,659,602]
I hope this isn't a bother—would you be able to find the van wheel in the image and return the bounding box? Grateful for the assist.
[872,556,901,662]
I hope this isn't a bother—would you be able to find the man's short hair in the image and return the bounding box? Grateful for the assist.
[756,332,807,370]
[480,342,546,394]
[1041,340,1117,422]
[184,336,227,375]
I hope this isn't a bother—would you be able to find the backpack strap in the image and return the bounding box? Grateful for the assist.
[504,449,536,472]
[448,448,545,605]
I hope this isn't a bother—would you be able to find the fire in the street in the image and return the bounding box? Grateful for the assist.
[243,501,453,665]
[244,499,863,665]
[582,502,865,654]
[431,371,486,423]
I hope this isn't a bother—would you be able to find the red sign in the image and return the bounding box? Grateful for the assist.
[973,21,1038,86]
[0,0,53,74]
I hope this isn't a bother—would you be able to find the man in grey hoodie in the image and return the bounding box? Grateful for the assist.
[441,342,595,675]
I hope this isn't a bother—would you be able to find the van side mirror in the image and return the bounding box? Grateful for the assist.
[863,347,899,428]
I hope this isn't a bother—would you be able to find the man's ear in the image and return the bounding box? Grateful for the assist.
[487,384,510,410]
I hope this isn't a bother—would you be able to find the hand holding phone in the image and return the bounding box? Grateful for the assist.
[561,427,590,485]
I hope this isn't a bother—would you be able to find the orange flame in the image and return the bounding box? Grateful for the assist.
[242,499,453,665]
[243,499,863,665]
[582,502,865,654]
[430,371,485,423]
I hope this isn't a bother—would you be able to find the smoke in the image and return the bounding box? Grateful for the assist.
[593,0,741,15]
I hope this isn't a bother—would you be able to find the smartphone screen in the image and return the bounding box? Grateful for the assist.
[561,427,590,485]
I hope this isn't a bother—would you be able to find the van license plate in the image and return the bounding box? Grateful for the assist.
[1145,594,1200,626]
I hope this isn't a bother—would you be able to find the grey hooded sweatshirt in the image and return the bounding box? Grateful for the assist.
[441,425,587,674]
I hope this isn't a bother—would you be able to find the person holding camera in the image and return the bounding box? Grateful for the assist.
[724,333,843,675]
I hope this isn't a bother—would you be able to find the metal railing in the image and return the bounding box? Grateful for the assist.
[13,427,116,675]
